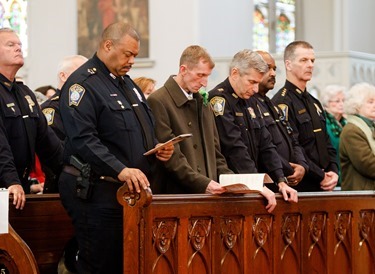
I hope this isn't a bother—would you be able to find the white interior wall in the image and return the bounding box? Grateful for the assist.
[20,0,375,91]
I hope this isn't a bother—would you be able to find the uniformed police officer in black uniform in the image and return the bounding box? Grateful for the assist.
[272,41,338,192]
[0,28,63,209]
[41,55,88,272]
[59,22,173,273]
[254,51,308,188]
[41,55,88,141]
[209,49,298,204]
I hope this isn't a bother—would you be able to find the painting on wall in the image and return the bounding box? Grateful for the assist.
[77,0,149,59]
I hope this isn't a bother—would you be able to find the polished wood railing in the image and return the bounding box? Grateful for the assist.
[117,187,375,274]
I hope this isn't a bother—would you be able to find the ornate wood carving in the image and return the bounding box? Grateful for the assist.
[308,212,326,258]
[220,217,243,273]
[152,219,177,273]
[334,211,351,255]
[253,215,272,259]
[281,214,300,260]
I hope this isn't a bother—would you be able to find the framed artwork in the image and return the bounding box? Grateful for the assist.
[77,0,149,59]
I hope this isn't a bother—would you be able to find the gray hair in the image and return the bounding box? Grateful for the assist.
[344,82,375,115]
[100,22,140,47]
[320,85,346,107]
[229,50,268,75]
[57,55,88,77]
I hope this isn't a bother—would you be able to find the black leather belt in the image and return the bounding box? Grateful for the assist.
[63,165,121,183]
[62,165,81,177]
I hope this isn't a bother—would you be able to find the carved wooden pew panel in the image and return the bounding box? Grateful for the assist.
[9,194,74,274]
[118,188,375,274]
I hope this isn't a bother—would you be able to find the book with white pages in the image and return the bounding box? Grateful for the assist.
[219,173,273,194]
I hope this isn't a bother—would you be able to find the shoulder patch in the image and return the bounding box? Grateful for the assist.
[42,108,55,125]
[69,84,85,107]
[278,104,288,121]
[209,96,225,116]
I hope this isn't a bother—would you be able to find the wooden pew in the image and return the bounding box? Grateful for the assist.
[117,187,375,274]
[8,194,74,274]
[0,225,39,274]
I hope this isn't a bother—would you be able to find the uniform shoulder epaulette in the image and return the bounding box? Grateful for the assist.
[50,95,59,101]
[281,88,287,97]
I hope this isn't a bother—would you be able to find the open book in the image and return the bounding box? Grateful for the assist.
[219,173,273,194]
[143,133,193,156]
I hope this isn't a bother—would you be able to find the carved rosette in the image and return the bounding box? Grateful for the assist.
[253,215,272,259]
[308,212,326,258]
[359,210,374,250]
[188,219,212,251]
[220,217,243,250]
[253,216,272,248]
[334,212,351,254]
[117,185,152,207]
[152,220,177,254]
[281,214,300,260]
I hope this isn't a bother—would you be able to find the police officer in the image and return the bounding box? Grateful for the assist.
[59,22,173,273]
[208,49,298,203]
[272,41,338,192]
[254,51,308,189]
[41,55,88,141]
[0,28,63,209]
[41,55,88,272]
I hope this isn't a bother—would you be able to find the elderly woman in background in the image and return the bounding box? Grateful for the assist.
[321,85,347,185]
[134,76,156,98]
[339,82,375,190]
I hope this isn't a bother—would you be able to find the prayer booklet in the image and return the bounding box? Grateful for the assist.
[219,173,273,194]
[144,133,193,156]
[0,189,8,234]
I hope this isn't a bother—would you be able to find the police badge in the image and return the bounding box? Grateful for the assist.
[247,107,256,119]
[209,96,225,116]
[69,84,86,107]
[42,108,55,125]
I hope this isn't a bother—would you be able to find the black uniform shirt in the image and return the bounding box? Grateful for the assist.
[60,54,158,179]
[208,78,285,182]
[41,90,65,141]
[0,73,63,190]
[272,80,338,187]
[254,93,308,175]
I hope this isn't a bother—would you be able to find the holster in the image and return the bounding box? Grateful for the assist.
[69,155,92,200]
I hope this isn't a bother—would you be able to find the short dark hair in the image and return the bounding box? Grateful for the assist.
[284,41,313,61]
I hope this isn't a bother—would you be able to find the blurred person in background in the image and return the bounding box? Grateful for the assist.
[340,82,375,190]
[134,76,156,98]
[320,84,347,186]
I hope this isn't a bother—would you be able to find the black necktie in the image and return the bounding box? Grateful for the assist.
[242,100,258,166]
[12,83,35,168]
[301,92,329,168]
[264,96,280,121]
[118,77,154,151]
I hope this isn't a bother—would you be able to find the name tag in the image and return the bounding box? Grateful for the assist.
[298,109,306,114]
[235,112,243,117]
